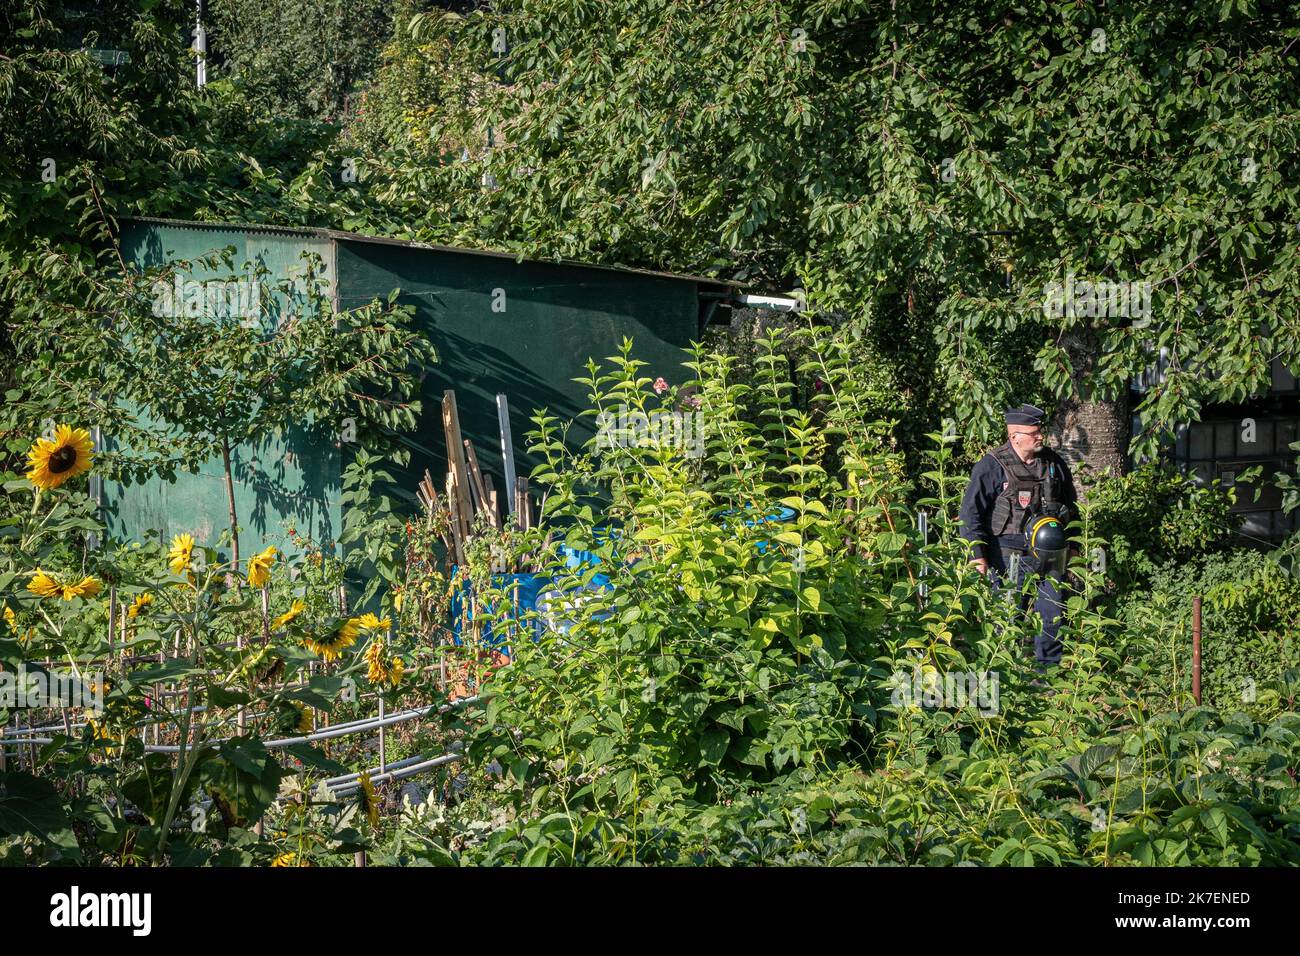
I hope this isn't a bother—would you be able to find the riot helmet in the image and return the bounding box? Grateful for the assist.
[1027,515,1068,575]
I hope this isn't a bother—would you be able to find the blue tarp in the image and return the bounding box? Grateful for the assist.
[448,567,613,654]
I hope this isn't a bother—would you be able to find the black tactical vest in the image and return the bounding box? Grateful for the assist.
[988,443,1069,536]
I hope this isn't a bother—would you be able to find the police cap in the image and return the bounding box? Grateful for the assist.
[1004,403,1046,427]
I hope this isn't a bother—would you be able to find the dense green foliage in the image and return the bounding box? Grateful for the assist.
[6,0,1300,457]
[341,0,1300,457]
[371,330,1300,865]
[2,0,1299,868]
[381,705,1300,866]
[1116,548,1300,714]
[209,0,396,123]
[1086,462,1241,589]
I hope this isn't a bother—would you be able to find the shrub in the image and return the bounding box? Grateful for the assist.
[466,325,1011,818]
[1115,547,1300,717]
[1086,462,1239,590]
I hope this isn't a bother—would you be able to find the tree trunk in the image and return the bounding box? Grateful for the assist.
[1048,324,1131,498]
[221,437,241,588]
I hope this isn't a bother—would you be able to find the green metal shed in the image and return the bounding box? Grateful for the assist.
[105,217,737,562]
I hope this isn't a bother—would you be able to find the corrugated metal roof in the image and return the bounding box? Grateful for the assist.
[121,216,742,290]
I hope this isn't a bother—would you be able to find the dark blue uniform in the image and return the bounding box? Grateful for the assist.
[958,448,1078,666]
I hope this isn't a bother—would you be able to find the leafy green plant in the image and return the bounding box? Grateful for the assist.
[1086,462,1240,590]
[1116,548,1300,718]
[210,0,396,124]
[455,325,1039,847]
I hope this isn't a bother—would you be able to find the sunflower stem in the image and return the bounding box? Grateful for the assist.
[20,488,43,551]
[154,673,206,865]
[260,587,270,644]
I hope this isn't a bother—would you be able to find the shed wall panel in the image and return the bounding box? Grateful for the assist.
[105,223,342,560]
[334,239,701,509]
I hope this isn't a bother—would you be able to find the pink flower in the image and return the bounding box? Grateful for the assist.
[685,394,703,409]
[653,377,669,395]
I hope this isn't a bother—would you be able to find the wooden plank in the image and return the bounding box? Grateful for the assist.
[516,476,531,531]
[441,391,473,544]
[445,470,465,566]
[496,393,517,519]
[463,438,497,529]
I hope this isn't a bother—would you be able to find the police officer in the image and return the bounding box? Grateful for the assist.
[958,404,1079,669]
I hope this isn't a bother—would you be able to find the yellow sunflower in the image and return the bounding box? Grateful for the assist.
[168,533,195,576]
[26,425,94,491]
[302,617,361,662]
[27,569,61,598]
[356,612,391,632]
[270,851,303,867]
[357,771,380,827]
[247,545,277,587]
[87,718,120,756]
[273,598,305,630]
[3,604,34,644]
[364,638,406,688]
[127,592,153,618]
[392,586,405,613]
[364,638,390,685]
[65,575,101,600]
[27,569,100,600]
